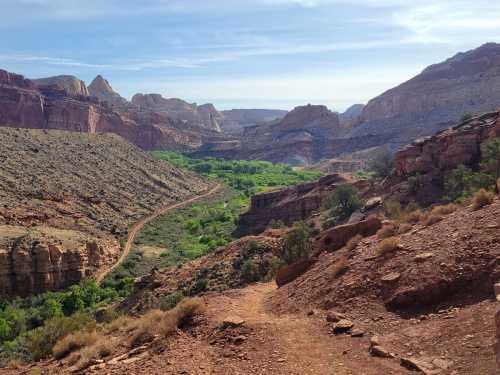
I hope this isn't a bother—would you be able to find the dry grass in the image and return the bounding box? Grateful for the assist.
[431,203,457,216]
[329,252,349,279]
[377,225,397,239]
[404,209,423,224]
[52,331,98,360]
[422,213,443,226]
[76,337,115,370]
[376,237,400,257]
[472,189,495,209]
[345,234,362,251]
[131,297,204,347]
[105,315,135,333]
[398,223,413,234]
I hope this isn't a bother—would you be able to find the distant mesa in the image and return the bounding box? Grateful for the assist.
[220,109,288,134]
[131,93,222,132]
[32,75,90,97]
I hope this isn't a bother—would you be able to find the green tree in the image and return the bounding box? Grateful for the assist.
[0,318,12,342]
[324,185,363,223]
[481,138,500,192]
[40,299,64,322]
[368,148,394,178]
[62,285,85,315]
[282,221,312,264]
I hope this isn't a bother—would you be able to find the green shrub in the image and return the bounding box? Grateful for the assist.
[241,260,260,283]
[159,292,185,311]
[368,148,394,178]
[323,185,363,224]
[282,221,312,264]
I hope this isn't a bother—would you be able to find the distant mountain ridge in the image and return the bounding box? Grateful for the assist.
[220,109,288,134]
[353,42,500,149]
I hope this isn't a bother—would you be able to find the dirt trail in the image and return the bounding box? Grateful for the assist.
[95,183,222,284]
[112,282,406,375]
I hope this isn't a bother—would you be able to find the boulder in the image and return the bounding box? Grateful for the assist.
[317,216,382,252]
[275,258,317,288]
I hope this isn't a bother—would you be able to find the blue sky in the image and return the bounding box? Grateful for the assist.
[1,0,500,111]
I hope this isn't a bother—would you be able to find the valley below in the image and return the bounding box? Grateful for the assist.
[0,40,499,375]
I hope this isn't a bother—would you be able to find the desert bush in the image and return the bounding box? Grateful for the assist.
[368,148,394,178]
[444,165,495,201]
[268,219,286,229]
[131,298,204,347]
[52,331,98,360]
[408,173,424,194]
[159,291,185,311]
[422,213,443,226]
[377,225,397,239]
[398,223,413,234]
[241,260,260,283]
[76,337,114,370]
[481,138,500,191]
[329,253,349,279]
[472,188,495,209]
[384,200,420,223]
[282,221,312,264]
[345,234,363,252]
[25,312,95,361]
[323,185,363,224]
[105,315,134,333]
[430,203,457,216]
[376,237,400,257]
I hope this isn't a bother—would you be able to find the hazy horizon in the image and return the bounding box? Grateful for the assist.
[1,0,500,111]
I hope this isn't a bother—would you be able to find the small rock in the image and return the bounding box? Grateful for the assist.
[222,316,245,328]
[370,345,392,358]
[233,336,246,345]
[415,252,434,262]
[277,358,286,363]
[401,357,440,374]
[432,358,453,370]
[350,329,365,337]
[326,311,345,323]
[333,319,354,334]
[381,272,401,283]
[370,335,381,347]
[307,309,318,316]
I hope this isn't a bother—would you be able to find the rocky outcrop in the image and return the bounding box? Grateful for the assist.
[353,43,500,150]
[394,110,500,178]
[0,228,119,296]
[131,93,222,132]
[316,216,382,252]
[33,75,90,97]
[236,174,351,236]
[88,75,127,106]
[220,109,287,134]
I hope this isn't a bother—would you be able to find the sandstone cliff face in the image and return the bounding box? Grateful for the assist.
[0,227,119,296]
[88,75,127,106]
[33,75,90,97]
[353,43,500,150]
[236,174,350,236]
[0,69,224,151]
[395,110,500,178]
[131,93,222,132]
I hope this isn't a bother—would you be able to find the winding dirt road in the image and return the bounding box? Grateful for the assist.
[96,183,222,284]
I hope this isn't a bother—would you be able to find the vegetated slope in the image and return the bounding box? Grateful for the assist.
[0,127,208,295]
[270,198,500,374]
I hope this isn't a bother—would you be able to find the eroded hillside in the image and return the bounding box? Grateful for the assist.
[0,128,209,295]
